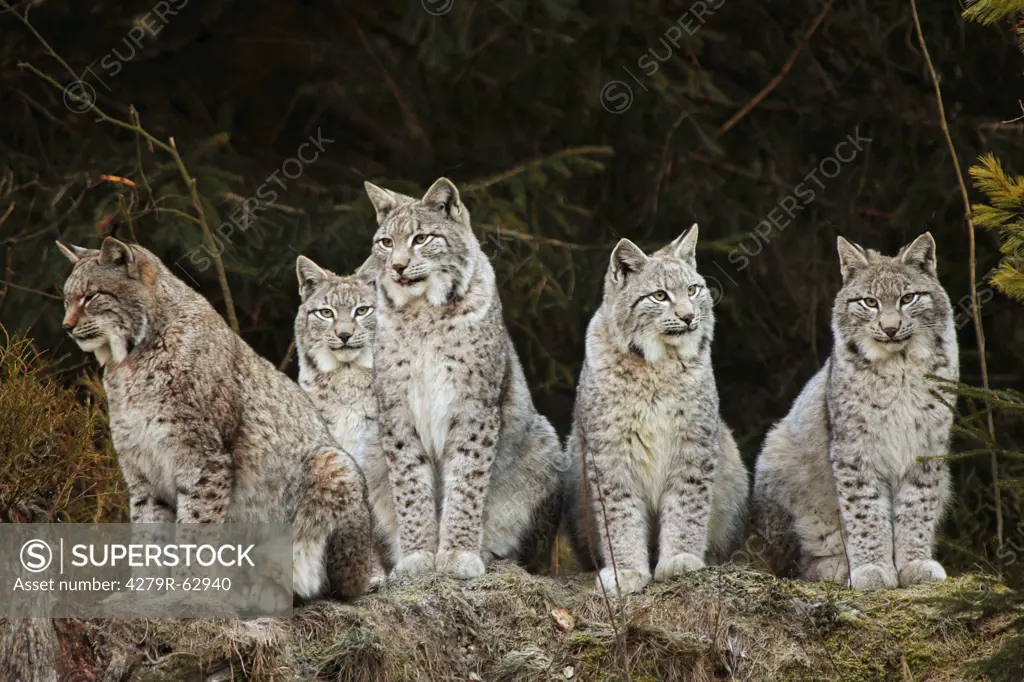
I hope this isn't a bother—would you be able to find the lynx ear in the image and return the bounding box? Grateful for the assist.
[354,254,378,288]
[98,237,143,278]
[55,241,96,264]
[421,177,465,222]
[296,255,331,301]
[609,238,649,285]
[836,236,869,281]
[662,223,699,266]
[899,232,937,276]
[364,182,414,224]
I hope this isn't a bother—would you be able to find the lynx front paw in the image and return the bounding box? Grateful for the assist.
[436,550,486,579]
[654,552,705,582]
[393,551,436,577]
[596,567,651,596]
[899,559,946,586]
[850,563,898,591]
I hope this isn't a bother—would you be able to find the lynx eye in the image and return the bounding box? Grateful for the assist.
[860,297,879,309]
[314,308,334,320]
[900,293,919,306]
[412,234,432,246]
[687,284,702,297]
[354,306,372,317]
[379,237,394,249]
[650,290,669,302]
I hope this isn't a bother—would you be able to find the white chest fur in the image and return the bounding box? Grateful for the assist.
[859,371,946,486]
[407,348,455,460]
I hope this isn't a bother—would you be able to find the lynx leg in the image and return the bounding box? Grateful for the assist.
[436,400,501,579]
[583,458,651,596]
[894,458,950,586]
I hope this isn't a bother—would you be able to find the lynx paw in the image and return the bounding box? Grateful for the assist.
[850,563,898,591]
[899,559,946,586]
[393,551,436,577]
[597,567,651,596]
[436,550,486,579]
[654,552,705,582]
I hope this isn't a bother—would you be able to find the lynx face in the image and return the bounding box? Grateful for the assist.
[58,239,156,366]
[604,225,713,363]
[365,178,476,307]
[296,256,376,371]
[833,233,951,361]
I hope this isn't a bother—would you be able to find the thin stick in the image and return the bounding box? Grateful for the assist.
[7,3,240,334]
[576,397,632,681]
[716,0,834,137]
[909,0,1002,545]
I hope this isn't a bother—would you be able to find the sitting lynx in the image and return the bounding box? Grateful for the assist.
[753,233,958,590]
[364,177,568,578]
[566,226,749,595]
[294,255,377,460]
[57,238,373,600]
[293,255,396,574]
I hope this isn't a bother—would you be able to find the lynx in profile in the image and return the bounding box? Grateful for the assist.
[566,226,749,596]
[57,238,373,600]
[753,233,958,590]
[364,177,568,578]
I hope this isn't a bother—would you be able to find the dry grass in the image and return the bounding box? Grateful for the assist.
[80,566,1016,682]
[0,330,126,523]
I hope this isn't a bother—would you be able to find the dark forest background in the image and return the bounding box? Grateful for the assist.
[1,0,1022,580]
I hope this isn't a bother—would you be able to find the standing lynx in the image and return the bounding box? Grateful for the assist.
[566,226,749,596]
[753,233,958,590]
[365,177,568,578]
[57,238,373,600]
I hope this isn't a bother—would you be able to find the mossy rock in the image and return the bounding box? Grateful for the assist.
[87,566,1017,681]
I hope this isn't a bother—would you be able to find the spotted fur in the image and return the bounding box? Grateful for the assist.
[57,238,373,600]
[565,226,749,595]
[753,233,958,590]
[365,178,568,579]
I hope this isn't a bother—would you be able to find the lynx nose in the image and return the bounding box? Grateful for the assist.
[337,332,352,343]
[393,263,406,275]
[680,313,695,325]
[881,325,899,339]
[62,321,75,333]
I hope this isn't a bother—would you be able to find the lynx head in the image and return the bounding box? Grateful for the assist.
[833,232,952,362]
[365,177,478,307]
[295,255,377,371]
[57,237,160,367]
[603,224,713,363]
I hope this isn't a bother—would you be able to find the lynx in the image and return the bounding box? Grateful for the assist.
[57,238,373,600]
[294,255,377,460]
[364,177,568,578]
[565,226,749,596]
[293,254,396,574]
[752,233,958,590]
